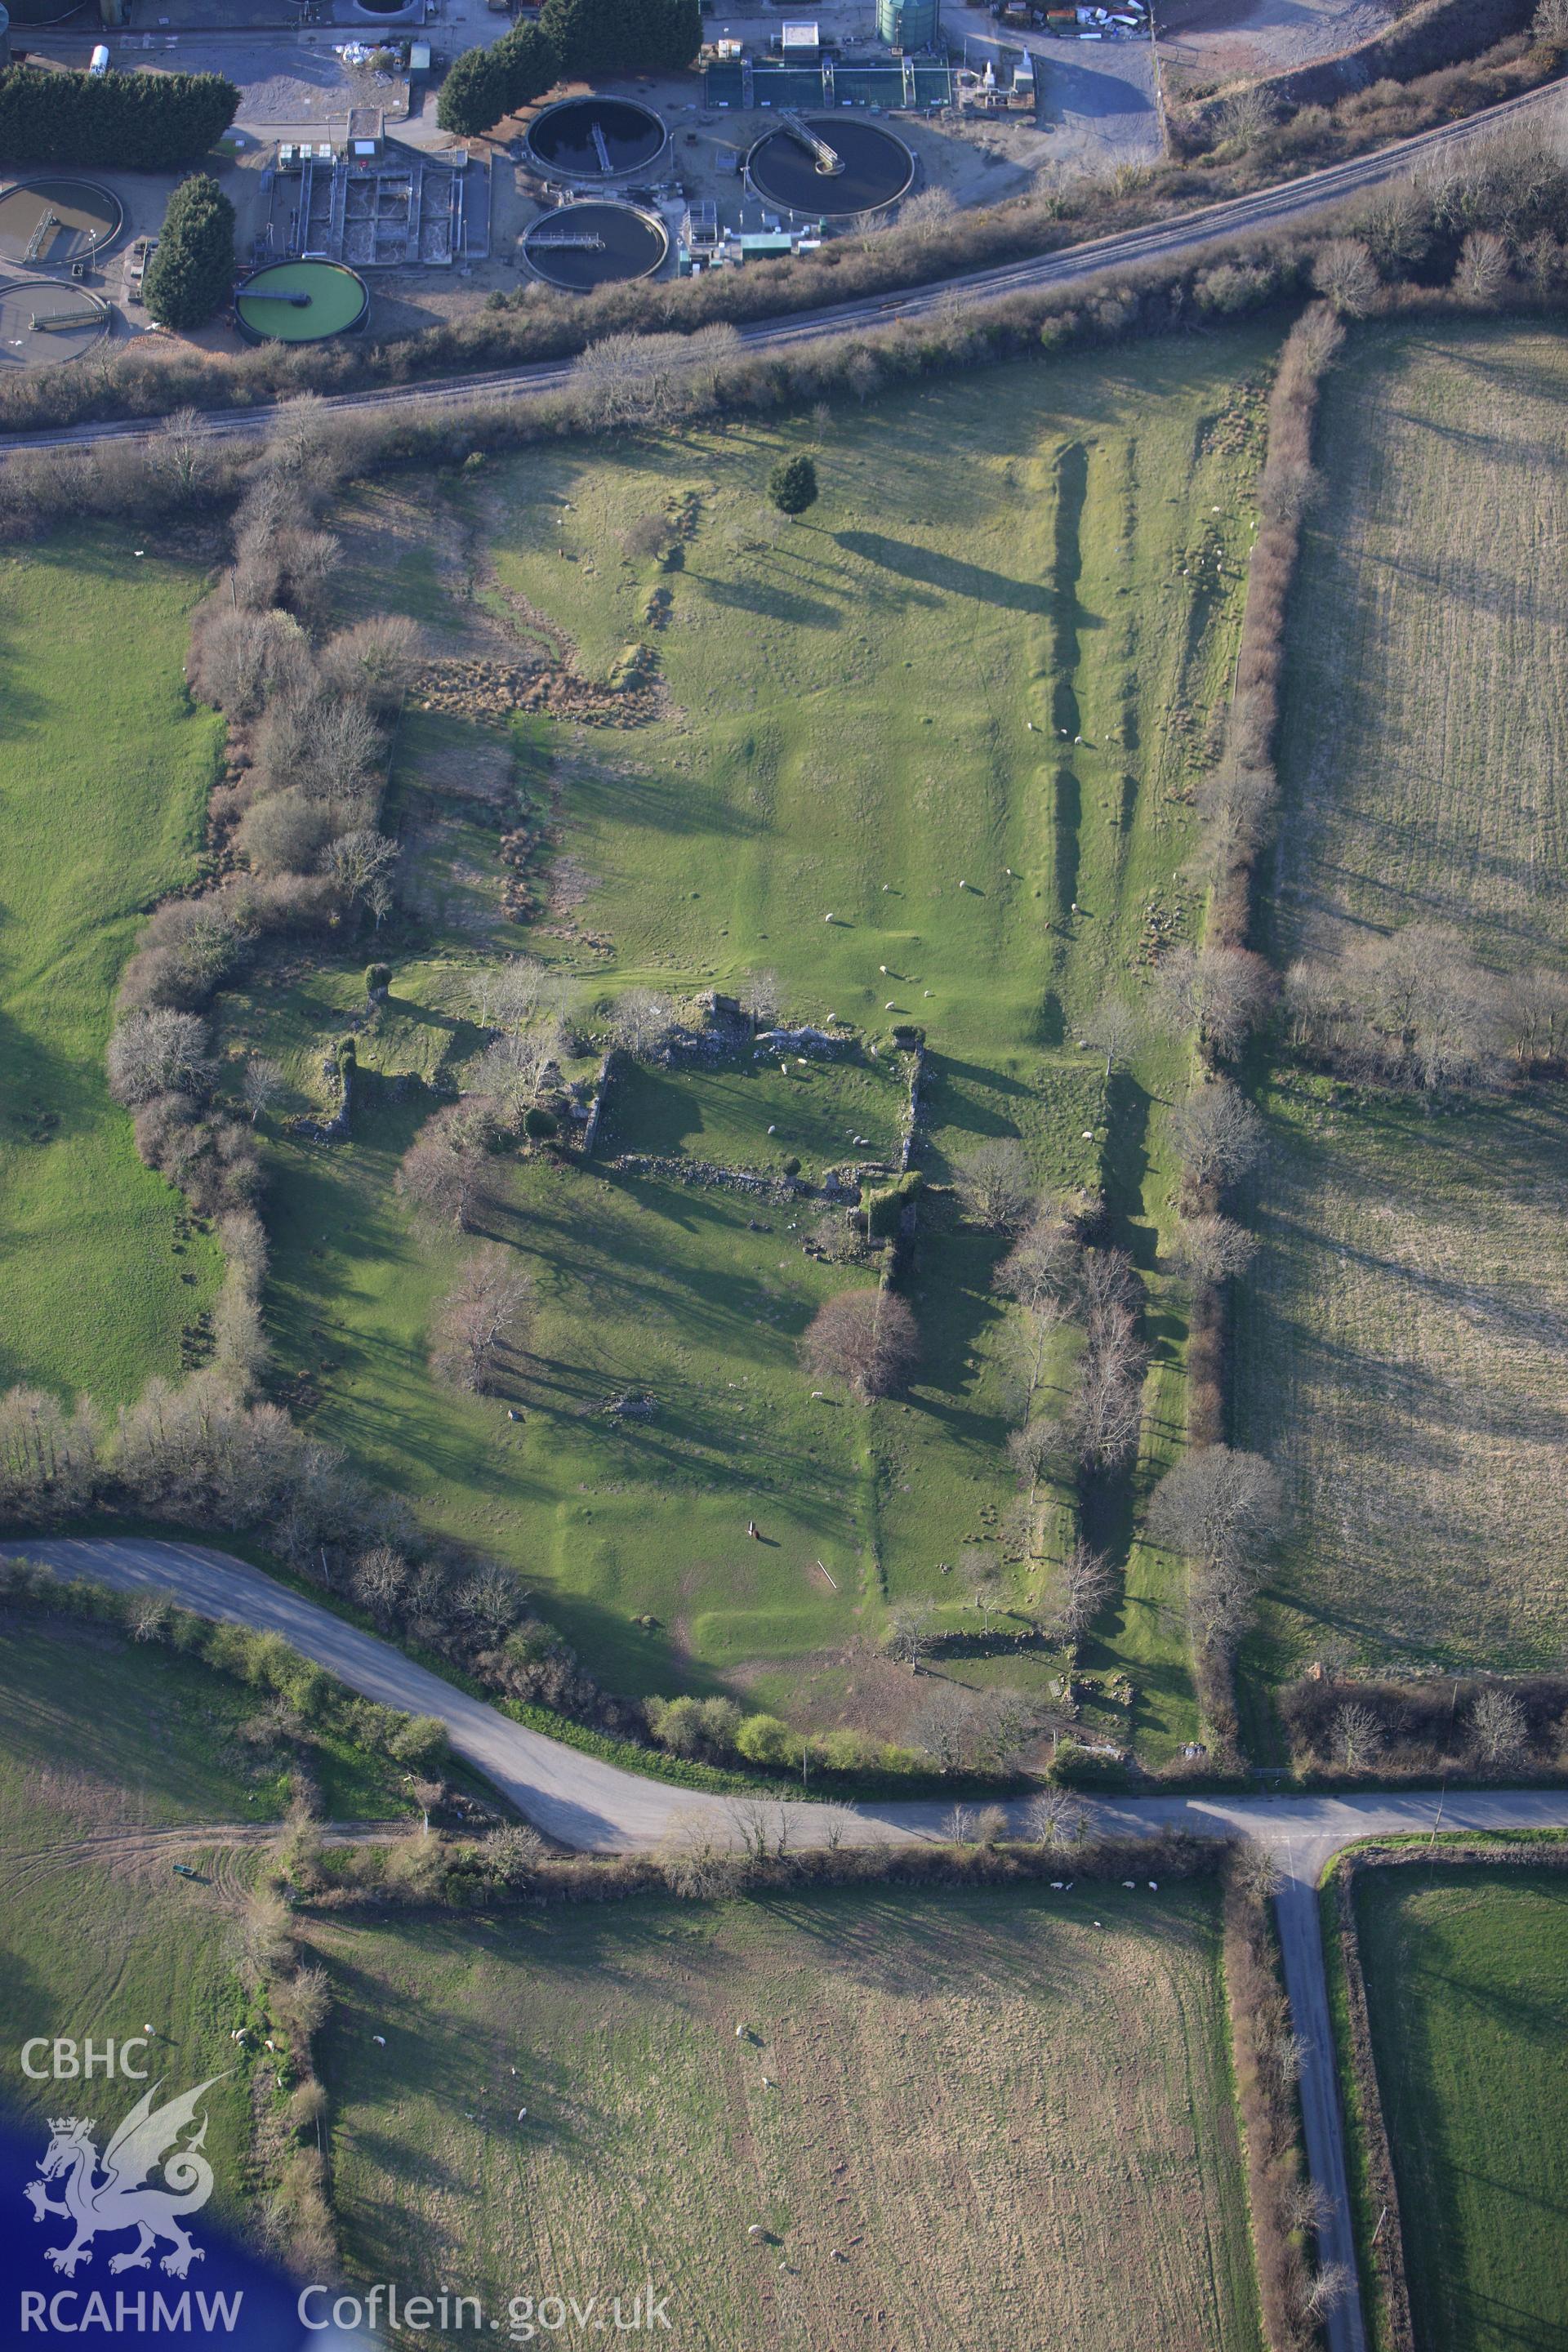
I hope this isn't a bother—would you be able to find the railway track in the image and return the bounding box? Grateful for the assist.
[1,78,1560,457]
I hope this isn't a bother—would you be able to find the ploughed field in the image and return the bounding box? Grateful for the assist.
[313,1879,1263,2352]
[1232,324,1568,1682]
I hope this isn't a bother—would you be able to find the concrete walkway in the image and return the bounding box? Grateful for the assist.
[12,1534,1568,2352]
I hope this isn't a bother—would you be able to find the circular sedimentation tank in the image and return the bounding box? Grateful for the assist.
[0,275,110,367]
[0,177,124,270]
[234,259,369,345]
[746,116,915,219]
[522,200,669,291]
[523,96,668,184]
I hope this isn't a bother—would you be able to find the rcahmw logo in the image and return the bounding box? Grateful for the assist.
[18,2068,243,2334]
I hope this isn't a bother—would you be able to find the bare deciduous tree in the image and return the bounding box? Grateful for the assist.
[1007,1414,1071,1495]
[1468,1686,1528,1766]
[485,1824,548,1886]
[801,1289,918,1400]
[1217,84,1272,149]
[919,1687,1035,1775]
[1023,1787,1087,1850]
[148,406,216,504]
[1283,2176,1332,2237]
[473,956,561,1038]
[323,827,400,914]
[106,1009,213,1107]
[617,513,669,563]
[882,1601,934,1674]
[1083,993,1141,1078]
[455,1561,523,1638]
[1454,228,1510,303]
[1167,1080,1268,1187]
[395,1103,496,1234]
[1044,1540,1116,1643]
[1156,947,1278,1059]
[1149,1446,1285,1654]
[1502,964,1568,1068]
[1069,1292,1148,1472]
[1303,2264,1355,2320]
[1330,1701,1384,1770]
[996,1202,1082,1315]
[431,1247,534,1394]
[658,1821,742,1899]
[1312,238,1381,316]
[572,331,702,428]
[1171,1214,1258,1285]
[317,614,421,711]
[351,1544,410,1623]
[611,986,673,1062]
[1148,1446,1285,1570]
[954,1137,1034,1229]
[242,1056,285,1125]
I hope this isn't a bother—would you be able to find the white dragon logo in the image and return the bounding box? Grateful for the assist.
[24,2078,222,2279]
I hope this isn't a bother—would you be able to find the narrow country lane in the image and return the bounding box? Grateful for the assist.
[11,1532,1568,2352]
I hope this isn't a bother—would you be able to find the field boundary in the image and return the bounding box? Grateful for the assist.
[1321,1833,1568,2352]
[1178,302,1342,1756]
[1223,1859,1321,2350]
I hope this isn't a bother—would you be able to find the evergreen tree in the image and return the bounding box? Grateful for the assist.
[768,454,819,517]
[537,0,697,78]
[144,174,236,332]
[437,20,559,136]
[0,65,237,168]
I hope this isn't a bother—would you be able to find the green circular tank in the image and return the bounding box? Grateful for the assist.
[234,259,369,345]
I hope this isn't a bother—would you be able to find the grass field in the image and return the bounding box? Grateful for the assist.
[0,1609,413,1825]
[222,334,1276,1754]
[1232,324,1568,1682]
[1352,1864,1568,2352]
[0,534,225,1405]
[0,1612,421,2241]
[314,1878,1261,2352]
[0,1620,271,2231]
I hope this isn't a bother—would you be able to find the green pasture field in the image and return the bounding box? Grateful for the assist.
[313,1878,1262,2352]
[1351,1865,1568,2352]
[1232,324,1568,1686]
[220,332,1275,1753]
[0,537,225,1403]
